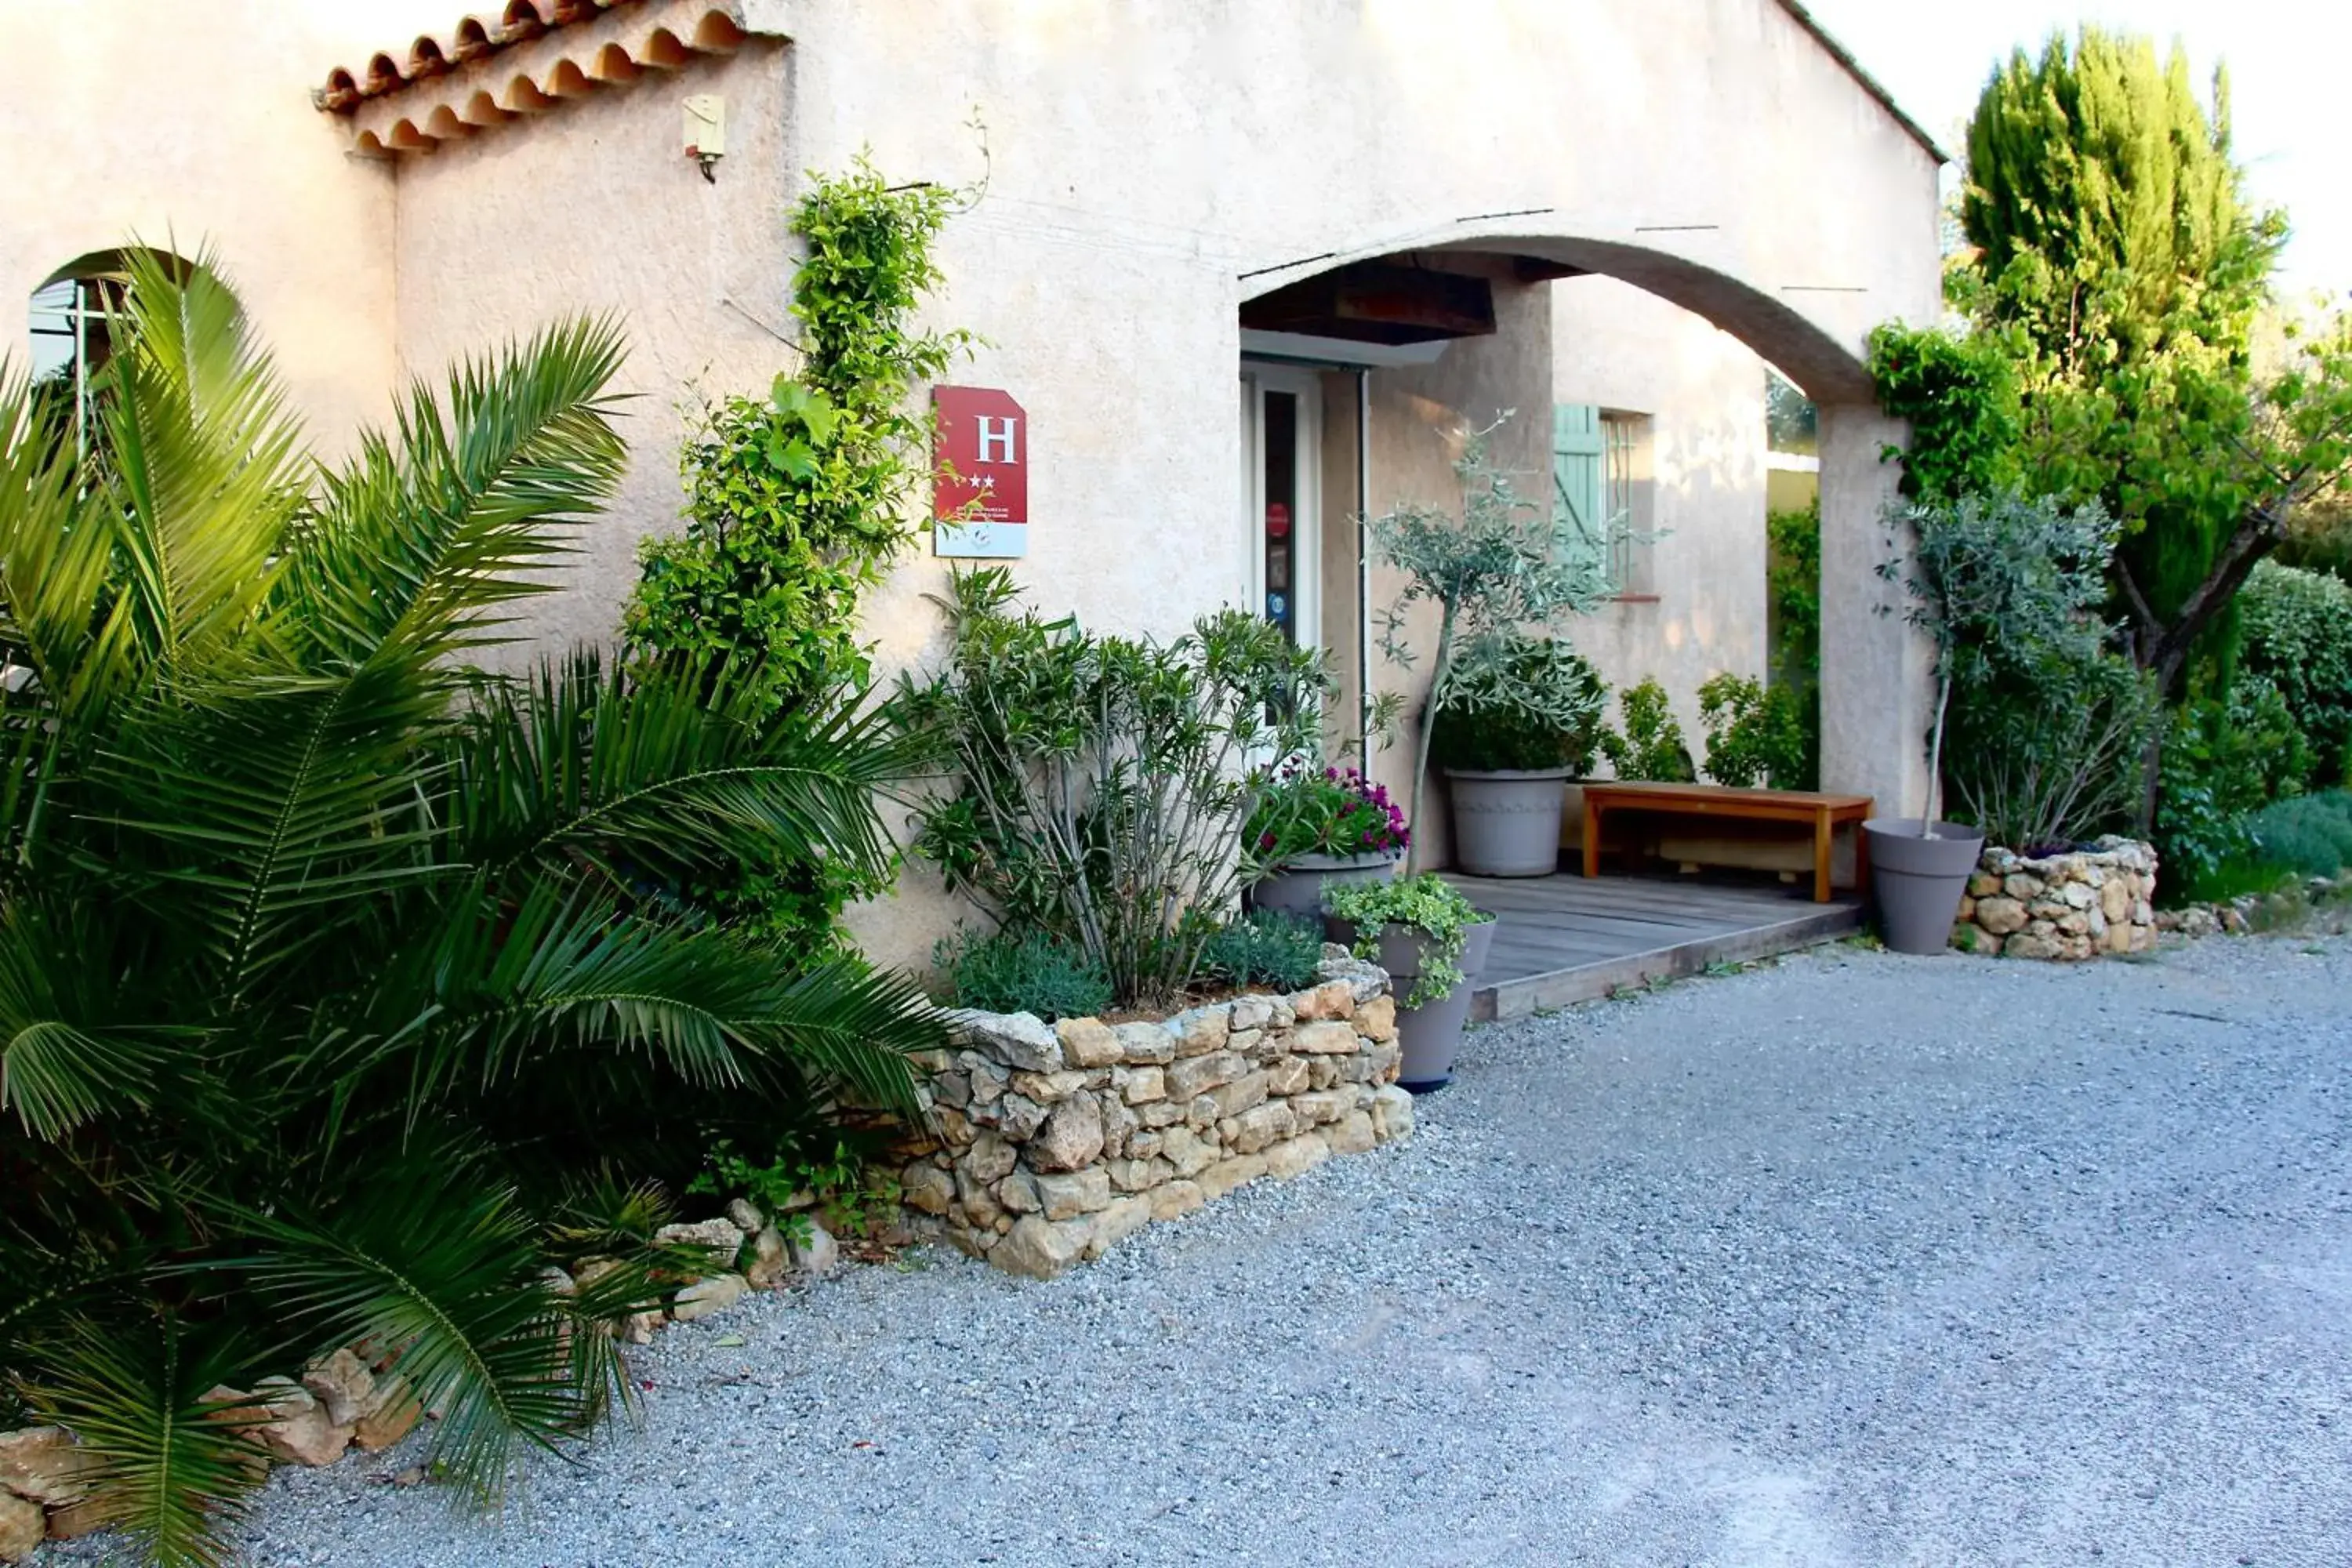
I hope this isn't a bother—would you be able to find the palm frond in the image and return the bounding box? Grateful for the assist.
[96,247,306,688]
[282,316,628,670]
[29,1312,269,1568]
[448,651,924,894]
[747,955,942,1116]
[0,897,194,1138]
[230,1155,592,1505]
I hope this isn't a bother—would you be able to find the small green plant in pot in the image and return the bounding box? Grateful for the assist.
[1322,873,1496,1093]
[1430,635,1608,877]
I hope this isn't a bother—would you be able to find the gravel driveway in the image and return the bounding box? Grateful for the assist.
[67,931,2352,1566]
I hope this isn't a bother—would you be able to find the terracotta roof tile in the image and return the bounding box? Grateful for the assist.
[314,0,641,114]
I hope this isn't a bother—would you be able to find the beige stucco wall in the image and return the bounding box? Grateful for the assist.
[1550,277,1773,772]
[0,0,451,451]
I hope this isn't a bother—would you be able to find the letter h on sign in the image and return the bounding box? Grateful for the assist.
[933,387,1029,558]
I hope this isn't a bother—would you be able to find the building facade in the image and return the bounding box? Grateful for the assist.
[2,0,1944,967]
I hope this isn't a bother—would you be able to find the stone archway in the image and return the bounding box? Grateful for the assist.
[1236,229,1929,822]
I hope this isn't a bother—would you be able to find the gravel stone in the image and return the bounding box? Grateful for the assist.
[49,931,2352,1566]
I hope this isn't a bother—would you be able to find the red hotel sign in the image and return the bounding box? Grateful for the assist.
[932,385,1028,557]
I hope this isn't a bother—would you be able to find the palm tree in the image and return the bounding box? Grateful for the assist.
[0,252,943,1566]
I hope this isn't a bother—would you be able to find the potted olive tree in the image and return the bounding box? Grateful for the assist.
[1243,763,1410,914]
[1869,491,2135,952]
[1430,635,1608,876]
[1323,873,1495,1092]
[1370,418,1617,873]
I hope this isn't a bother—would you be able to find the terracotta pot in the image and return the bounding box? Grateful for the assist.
[1325,914,1497,1093]
[1864,817,1986,955]
[1247,850,1399,916]
[1446,768,1570,877]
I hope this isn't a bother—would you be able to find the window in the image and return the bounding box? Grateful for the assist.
[25,249,198,459]
[1553,403,1653,597]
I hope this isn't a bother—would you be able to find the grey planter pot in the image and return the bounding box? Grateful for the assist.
[1446,768,1571,877]
[1864,817,1987,955]
[1326,914,1497,1093]
[1247,850,1398,916]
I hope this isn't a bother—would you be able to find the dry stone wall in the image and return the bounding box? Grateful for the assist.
[1952,837,2158,960]
[900,953,1414,1279]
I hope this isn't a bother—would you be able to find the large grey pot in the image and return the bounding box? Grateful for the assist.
[1327,915,1497,1093]
[1864,817,1987,955]
[1446,768,1571,877]
[1247,850,1398,916]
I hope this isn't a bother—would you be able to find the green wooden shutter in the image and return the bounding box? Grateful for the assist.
[1552,403,1606,574]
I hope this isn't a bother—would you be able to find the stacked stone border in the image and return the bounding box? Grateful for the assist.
[0,1204,836,1560]
[1953,837,2158,960]
[898,950,1414,1279]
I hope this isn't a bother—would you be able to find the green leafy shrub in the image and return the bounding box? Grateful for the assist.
[687,1133,898,1246]
[1887,490,2161,847]
[1428,634,1608,773]
[1697,673,1817,790]
[1202,909,1327,993]
[626,160,970,949]
[902,568,1328,1010]
[1243,764,1410,866]
[1766,501,1821,688]
[2247,789,2352,880]
[1599,678,1697,782]
[1322,873,1489,1007]
[0,256,943,1562]
[2239,559,2352,784]
[934,927,1114,1021]
[2154,678,2314,890]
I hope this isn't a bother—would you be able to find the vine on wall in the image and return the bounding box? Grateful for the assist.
[626,158,971,945]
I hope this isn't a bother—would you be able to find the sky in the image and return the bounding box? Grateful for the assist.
[1799,0,2352,302]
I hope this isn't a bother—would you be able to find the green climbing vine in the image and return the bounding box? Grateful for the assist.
[626,156,971,946]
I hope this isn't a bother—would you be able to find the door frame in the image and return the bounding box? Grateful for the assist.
[1239,360,1323,652]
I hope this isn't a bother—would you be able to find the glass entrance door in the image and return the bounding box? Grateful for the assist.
[1240,364,1321,648]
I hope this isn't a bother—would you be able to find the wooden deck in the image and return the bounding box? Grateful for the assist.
[1446,870,1866,1022]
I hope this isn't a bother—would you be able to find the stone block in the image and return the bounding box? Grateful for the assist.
[993,1215,1094,1279]
[0,1428,91,1507]
[1229,1027,1270,1061]
[2003,931,2063,960]
[300,1348,376,1427]
[250,1380,353,1468]
[2002,873,2044,900]
[956,1167,1007,1229]
[1290,980,1356,1021]
[671,1272,747,1323]
[1114,1021,1177,1065]
[1149,1181,1206,1221]
[1029,1095,1105,1171]
[1084,1196,1152,1258]
[1308,1057,1342,1091]
[1197,1152,1268,1201]
[1127,1130,1163,1161]
[1294,1021,1358,1054]
[1009,1069,1089,1103]
[1289,1088,1352,1125]
[962,1056,1008,1103]
[2101,880,2132,922]
[1058,1017,1123,1069]
[1352,995,1396,1042]
[1136,1100,1185,1128]
[1951,923,2002,956]
[996,1091,1049,1141]
[1967,871,2003,898]
[0,1494,42,1563]
[953,1011,1063,1071]
[1265,1055,1311,1097]
[997,1170,1042,1214]
[1173,1005,1232,1058]
[1327,1110,1377,1156]
[353,1377,423,1452]
[1034,1168,1112,1220]
[902,1162,954,1216]
[1106,1156,1173,1193]
[1229,996,1273,1032]
[1265,1133,1332,1180]
[1229,1101,1297,1156]
[1207,1069,1271,1119]
[2060,880,2097,910]
[746,1225,789,1289]
[1113,1065,1167,1104]
[1167,1051,1243,1102]
[1098,1093,1138,1159]
[1370,1084,1415,1142]
[652,1218,744,1256]
[966,1131,1018,1185]
[931,1070,972,1109]
[1160,1125,1217,1177]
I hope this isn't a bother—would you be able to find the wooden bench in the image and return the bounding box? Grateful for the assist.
[1580,782,1874,903]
